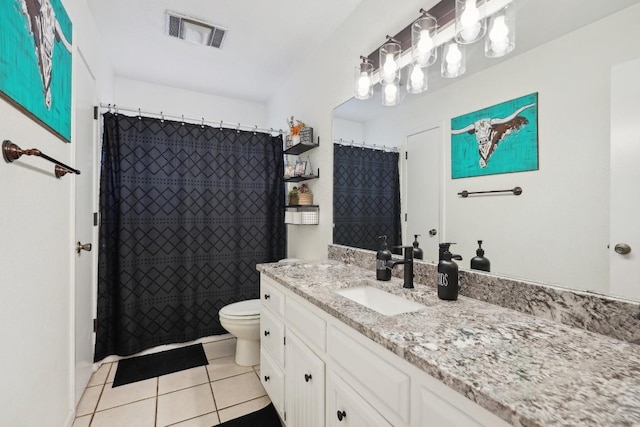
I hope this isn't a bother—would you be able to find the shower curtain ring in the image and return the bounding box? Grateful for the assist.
[181,115,185,126]
[220,120,223,130]
[138,108,141,120]
[236,123,240,133]
[160,111,164,123]
[201,118,205,128]
[253,125,258,135]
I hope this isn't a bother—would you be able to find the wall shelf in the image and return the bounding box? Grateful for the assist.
[285,205,319,225]
[284,169,320,183]
[284,141,319,155]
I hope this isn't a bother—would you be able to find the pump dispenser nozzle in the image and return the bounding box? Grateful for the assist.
[412,234,423,260]
[471,240,490,272]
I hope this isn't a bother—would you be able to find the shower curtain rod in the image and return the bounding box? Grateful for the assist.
[98,103,285,136]
[333,138,398,152]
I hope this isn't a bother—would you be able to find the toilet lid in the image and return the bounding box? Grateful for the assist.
[219,299,261,317]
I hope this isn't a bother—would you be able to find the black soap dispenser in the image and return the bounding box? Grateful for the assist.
[470,240,491,272]
[438,243,459,301]
[412,234,423,260]
[376,235,392,281]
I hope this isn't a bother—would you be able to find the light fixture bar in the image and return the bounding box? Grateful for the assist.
[367,0,514,87]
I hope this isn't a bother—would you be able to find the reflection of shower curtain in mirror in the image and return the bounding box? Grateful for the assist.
[333,144,401,251]
[95,113,285,361]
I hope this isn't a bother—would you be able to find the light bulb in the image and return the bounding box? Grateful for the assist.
[417,30,434,53]
[410,66,425,88]
[489,15,509,42]
[460,0,479,27]
[383,53,397,79]
[357,72,371,97]
[384,84,398,103]
[446,44,462,65]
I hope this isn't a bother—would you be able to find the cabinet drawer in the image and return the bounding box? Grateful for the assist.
[261,308,285,367]
[261,276,285,318]
[260,349,284,418]
[286,296,326,353]
[328,325,410,425]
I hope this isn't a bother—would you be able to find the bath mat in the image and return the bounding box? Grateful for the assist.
[112,343,208,387]
[217,403,281,427]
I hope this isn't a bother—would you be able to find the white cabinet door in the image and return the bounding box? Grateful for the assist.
[285,331,325,427]
[326,371,392,427]
[261,349,285,418]
[418,385,485,427]
[261,307,285,367]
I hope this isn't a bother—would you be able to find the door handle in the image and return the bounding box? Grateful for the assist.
[76,242,92,254]
[614,243,631,255]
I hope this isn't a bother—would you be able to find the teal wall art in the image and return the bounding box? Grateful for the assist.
[0,0,73,142]
[451,92,538,179]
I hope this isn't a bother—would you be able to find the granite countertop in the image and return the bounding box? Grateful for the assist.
[257,260,640,427]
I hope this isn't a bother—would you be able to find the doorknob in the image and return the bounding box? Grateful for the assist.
[429,229,437,236]
[76,242,92,254]
[614,243,631,255]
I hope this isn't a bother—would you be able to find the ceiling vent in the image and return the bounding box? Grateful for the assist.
[166,11,227,48]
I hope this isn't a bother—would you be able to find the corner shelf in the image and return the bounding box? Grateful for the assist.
[284,169,320,183]
[285,205,319,225]
[284,142,319,155]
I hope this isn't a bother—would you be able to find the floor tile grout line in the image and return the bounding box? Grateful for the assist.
[205,359,221,425]
[154,377,159,427]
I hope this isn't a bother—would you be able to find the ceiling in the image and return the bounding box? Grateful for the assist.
[335,0,640,122]
[86,0,364,103]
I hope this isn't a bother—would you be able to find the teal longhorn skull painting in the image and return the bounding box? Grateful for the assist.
[0,0,73,142]
[450,92,538,179]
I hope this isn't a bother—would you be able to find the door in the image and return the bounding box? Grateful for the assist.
[326,371,392,427]
[405,127,441,262]
[74,50,97,404]
[285,331,325,427]
[610,58,640,300]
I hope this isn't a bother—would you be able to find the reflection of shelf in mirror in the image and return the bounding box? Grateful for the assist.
[284,141,319,155]
[283,169,320,182]
[285,205,319,225]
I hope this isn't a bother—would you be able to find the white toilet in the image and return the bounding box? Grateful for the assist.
[219,299,261,366]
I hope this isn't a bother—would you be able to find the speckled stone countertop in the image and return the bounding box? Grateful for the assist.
[257,260,640,427]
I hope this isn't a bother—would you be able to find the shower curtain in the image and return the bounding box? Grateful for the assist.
[95,112,285,361]
[333,144,402,251]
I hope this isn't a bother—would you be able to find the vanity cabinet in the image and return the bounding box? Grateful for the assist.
[259,273,509,427]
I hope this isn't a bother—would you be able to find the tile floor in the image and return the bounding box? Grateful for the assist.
[73,338,273,427]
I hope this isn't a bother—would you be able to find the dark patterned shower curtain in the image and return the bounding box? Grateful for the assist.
[333,144,401,251]
[95,112,285,361]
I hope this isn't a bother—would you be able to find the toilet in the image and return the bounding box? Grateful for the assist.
[219,299,261,366]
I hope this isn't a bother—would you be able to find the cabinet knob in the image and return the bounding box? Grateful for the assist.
[264,330,270,337]
[264,375,270,382]
[264,293,271,300]
[337,410,346,421]
[304,373,312,382]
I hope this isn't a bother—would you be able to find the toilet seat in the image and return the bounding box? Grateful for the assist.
[219,299,260,319]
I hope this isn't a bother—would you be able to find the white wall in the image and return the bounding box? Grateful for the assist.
[0,0,113,425]
[269,2,640,293]
[114,78,268,128]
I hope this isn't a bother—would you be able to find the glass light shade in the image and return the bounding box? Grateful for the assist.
[354,60,374,100]
[411,14,437,67]
[485,6,515,58]
[441,41,466,78]
[455,0,486,44]
[382,82,400,106]
[407,63,428,94]
[379,41,401,84]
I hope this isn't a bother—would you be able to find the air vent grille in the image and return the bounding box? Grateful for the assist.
[165,11,227,49]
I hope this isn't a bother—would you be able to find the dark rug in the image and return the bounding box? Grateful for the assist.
[112,343,208,387]
[218,403,282,427]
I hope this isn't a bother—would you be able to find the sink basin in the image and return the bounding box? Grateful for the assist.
[335,286,426,316]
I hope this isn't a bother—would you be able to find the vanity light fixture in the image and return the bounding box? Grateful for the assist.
[411,10,438,67]
[354,56,374,100]
[407,62,428,94]
[485,5,515,58]
[379,37,402,84]
[354,0,517,106]
[382,82,401,106]
[455,0,486,44]
[441,40,466,78]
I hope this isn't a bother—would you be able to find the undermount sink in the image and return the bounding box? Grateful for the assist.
[335,286,426,316]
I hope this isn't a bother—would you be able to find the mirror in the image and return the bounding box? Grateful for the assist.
[333,0,640,300]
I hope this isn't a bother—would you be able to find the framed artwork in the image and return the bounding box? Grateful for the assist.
[284,163,295,178]
[0,0,73,142]
[451,92,538,179]
[294,160,307,176]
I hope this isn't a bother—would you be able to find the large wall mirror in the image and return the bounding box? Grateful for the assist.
[333,0,640,301]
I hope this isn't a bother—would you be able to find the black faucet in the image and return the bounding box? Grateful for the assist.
[386,246,414,289]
